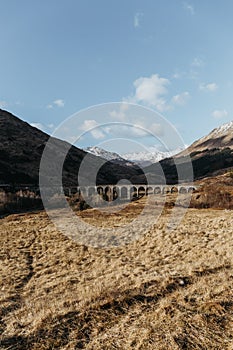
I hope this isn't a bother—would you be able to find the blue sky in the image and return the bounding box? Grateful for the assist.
[1,0,233,153]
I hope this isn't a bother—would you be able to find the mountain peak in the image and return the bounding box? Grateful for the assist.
[210,121,233,137]
[177,120,233,158]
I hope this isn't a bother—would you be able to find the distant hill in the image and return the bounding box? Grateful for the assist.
[0,109,144,187]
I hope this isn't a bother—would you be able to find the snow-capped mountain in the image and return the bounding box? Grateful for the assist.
[84,146,135,166]
[84,146,184,168]
[122,147,184,167]
[85,146,123,161]
[177,121,233,157]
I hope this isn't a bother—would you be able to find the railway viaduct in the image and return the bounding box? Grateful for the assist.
[76,184,197,201]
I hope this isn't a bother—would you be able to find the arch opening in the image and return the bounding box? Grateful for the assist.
[171,186,178,193]
[146,187,154,196]
[179,187,187,194]
[154,187,162,194]
[121,186,128,199]
[130,186,138,199]
[138,186,146,197]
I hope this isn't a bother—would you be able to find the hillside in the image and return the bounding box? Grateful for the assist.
[0,109,143,187]
[178,121,233,157]
[143,122,233,183]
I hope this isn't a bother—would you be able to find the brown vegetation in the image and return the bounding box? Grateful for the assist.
[0,195,233,349]
[190,172,233,209]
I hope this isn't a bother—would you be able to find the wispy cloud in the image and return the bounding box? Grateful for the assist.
[134,12,143,28]
[80,119,105,139]
[199,82,218,92]
[183,2,195,15]
[172,91,190,106]
[47,99,65,109]
[212,109,228,119]
[53,99,65,107]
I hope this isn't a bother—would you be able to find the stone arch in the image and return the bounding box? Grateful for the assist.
[146,186,154,195]
[104,186,113,201]
[154,186,162,194]
[113,186,119,200]
[188,187,196,193]
[130,186,138,199]
[121,186,128,199]
[88,187,96,197]
[97,186,104,195]
[179,187,187,194]
[162,186,170,194]
[138,186,146,197]
[79,187,87,198]
[171,186,178,193]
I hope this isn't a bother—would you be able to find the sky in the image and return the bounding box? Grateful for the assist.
[1,0,233,154]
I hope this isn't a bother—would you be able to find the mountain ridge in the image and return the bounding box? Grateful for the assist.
[0,109,143,187]
[177,121,233,158]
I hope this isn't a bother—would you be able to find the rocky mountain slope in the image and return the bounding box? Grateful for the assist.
[177,121,233,157]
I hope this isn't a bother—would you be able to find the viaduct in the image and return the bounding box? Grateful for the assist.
[75,184,197,201]
[0,184,198,201]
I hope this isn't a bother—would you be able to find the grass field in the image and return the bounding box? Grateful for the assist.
[0,195,233,349]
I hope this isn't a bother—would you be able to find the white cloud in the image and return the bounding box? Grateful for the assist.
[127,74,170,111]
[134,12,143,28]
[183,2,195,15]
[0,101,7,108]
[172,91,190,106]
[104,123,149,138]
[199,82,218,92]
[212,109,228,119]
[80,119,105,139]
[53,99,65,108]
[47,99,65,109]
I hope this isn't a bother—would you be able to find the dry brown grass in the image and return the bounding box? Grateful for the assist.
[0,196,233,349]
[190,173,233,209]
